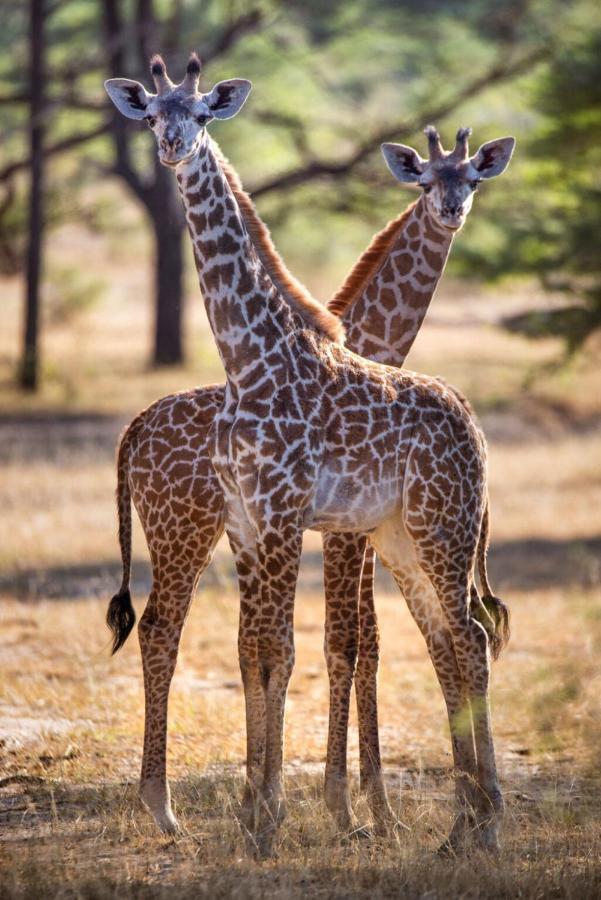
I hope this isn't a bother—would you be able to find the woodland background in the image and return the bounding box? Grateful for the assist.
[1,2,601,898]
[1,0,600,381]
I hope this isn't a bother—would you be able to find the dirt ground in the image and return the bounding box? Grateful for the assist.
[1,225,601,896]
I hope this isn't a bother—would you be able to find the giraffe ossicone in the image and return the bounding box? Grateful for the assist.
[105,52,513,855]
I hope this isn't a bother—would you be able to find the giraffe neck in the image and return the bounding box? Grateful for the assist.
[175,135,341,394]
[338,196,454,366]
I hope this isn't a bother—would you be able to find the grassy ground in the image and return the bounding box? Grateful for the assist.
[2,583,601,898]
[1,222,601,896]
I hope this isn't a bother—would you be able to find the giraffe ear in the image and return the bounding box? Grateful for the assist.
[470,137,516,179]
[104,78,153,120]
[381,143,426,184]
[204,79,252,120]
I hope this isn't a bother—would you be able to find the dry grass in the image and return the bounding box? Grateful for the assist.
[1,219,601,896]
[2,582,601,898]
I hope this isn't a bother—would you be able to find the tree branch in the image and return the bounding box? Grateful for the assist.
[202,9,264,64]
[249,47,550,199]
[0,122,111,183]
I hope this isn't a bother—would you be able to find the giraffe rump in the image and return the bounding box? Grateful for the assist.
[436,378,510,661]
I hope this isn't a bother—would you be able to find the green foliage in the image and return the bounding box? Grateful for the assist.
[453,23,601,356]
[1,0,600,358]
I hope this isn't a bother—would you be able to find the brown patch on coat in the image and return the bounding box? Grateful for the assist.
[211,140,345,345]
[327,201,419,318]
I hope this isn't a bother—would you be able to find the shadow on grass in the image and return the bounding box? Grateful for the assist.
[2,536,600,601]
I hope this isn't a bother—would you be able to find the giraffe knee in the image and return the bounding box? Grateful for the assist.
[257,631,295,676]
[454,619,491,693]
[324,627,358,674]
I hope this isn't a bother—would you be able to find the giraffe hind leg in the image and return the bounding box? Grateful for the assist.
[138,570,199,833]
[407,525,504,851]
[369,519,480,843]
[137,521,222,833]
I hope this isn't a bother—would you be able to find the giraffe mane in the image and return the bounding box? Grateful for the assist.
[211,140,345,345]
[327,200,419,318]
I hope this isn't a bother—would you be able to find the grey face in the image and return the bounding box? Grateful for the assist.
[381,128,516,232]
[104,55,252,169]
[143,92,208,167]
[418,161,481,231]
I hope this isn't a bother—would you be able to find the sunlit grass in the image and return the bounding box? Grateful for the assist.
[1,582,601,897]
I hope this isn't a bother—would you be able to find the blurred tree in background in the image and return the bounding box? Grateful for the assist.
[456,29,601,358]
[0,0,599,388]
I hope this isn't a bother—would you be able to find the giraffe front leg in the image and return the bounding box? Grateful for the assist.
[252,516,303,859]
[322,531,364,835]
[225,520,265,835]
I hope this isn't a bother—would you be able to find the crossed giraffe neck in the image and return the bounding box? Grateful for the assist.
[176,136,342,392]
[332,197,454,365]
[177,137,453,374]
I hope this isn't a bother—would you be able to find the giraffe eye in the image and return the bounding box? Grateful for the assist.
[196,115,208,126]
[146,116,156,128]
[470,180,481,190]
[421,184,432,195]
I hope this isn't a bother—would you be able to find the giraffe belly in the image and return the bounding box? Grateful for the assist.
[305,466,400,533]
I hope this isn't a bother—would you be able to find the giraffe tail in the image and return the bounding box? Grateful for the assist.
[106,424,137,654]
[472,499,510,661]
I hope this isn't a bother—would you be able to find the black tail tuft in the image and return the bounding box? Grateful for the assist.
[475,593,511,661]
[106,589,136,655]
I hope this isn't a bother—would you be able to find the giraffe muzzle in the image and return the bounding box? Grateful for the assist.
[161,136,183,152]
[440,205,465,230]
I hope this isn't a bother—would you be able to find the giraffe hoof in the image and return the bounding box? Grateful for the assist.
[436,812,472,857]
[436,838,458,858]
[250,828,278,861]
[155,810,181,835]
[474,823,501,854]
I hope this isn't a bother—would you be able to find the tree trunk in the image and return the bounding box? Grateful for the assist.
[149,163,186,366]
[20,0,45,391]
[152,217,185,366]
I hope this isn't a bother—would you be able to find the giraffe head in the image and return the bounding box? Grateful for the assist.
[104,53,252,168]
[381,126,515,231]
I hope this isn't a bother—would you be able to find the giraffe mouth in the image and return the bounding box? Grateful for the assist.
[159,142,201,169]
[440,219,464,232]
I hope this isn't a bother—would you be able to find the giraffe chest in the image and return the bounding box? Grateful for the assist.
[210,391,324,516]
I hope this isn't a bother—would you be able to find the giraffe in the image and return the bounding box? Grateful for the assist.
[105,53,514,853]
[106,124,513,838]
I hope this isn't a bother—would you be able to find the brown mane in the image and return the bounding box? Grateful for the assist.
[212,139,344,344]
[327,200,419,318]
